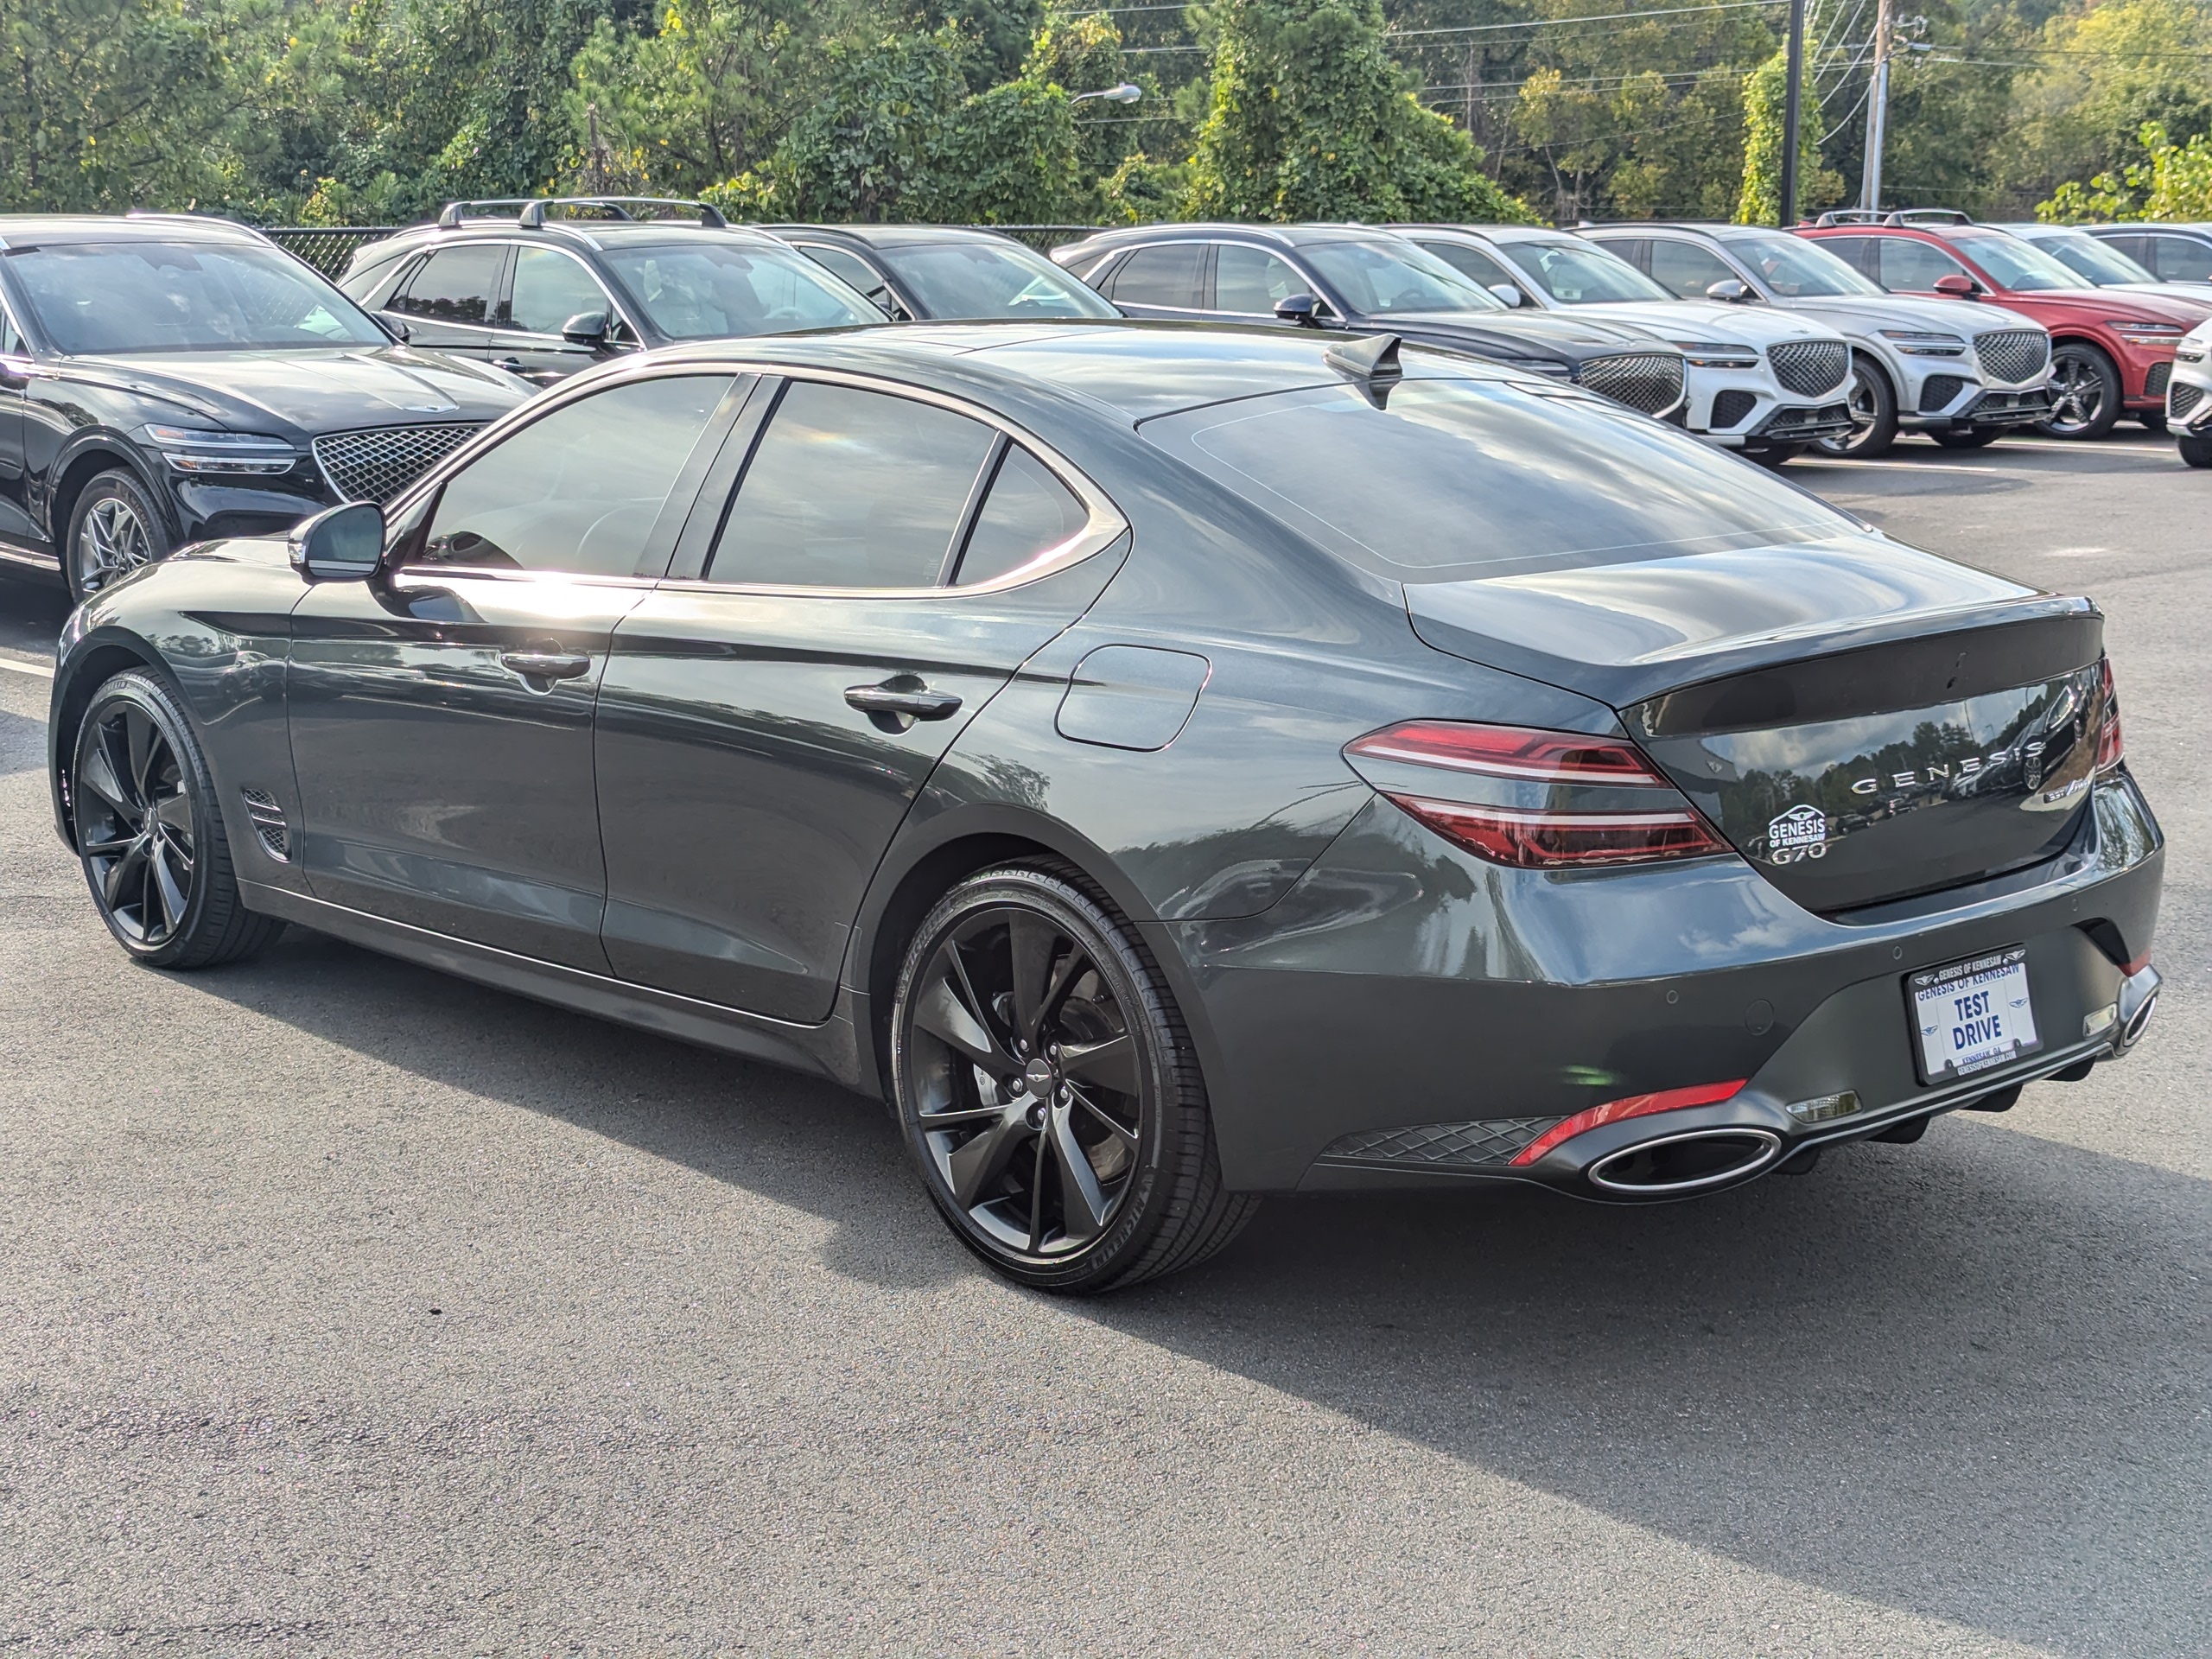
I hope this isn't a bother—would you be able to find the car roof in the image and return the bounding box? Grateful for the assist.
[633,320,1511,423]
[1059,222,1413,253]
[366,219,795,256]
[768,224,1036,251]
[0,213,276,248]
[1392,224,1572,245]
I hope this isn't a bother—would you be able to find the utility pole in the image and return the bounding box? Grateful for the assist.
[1779,0,1806,226]
[1862,0,1894,211]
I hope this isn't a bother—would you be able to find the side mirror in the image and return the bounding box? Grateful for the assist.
[380,315,413,343]
[561,310,611,348]
[1933,273,1980,298]
[1705,278,1752,303]
[1487,283,1527,308]
[289,501,385,582]
[1274,293,1325,327]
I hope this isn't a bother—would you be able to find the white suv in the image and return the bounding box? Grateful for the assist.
[1577,222,2054,457]
[1398,225,1853,466]
[2172,319,2212,467]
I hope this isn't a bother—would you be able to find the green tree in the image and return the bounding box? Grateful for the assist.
[1734,39,1840,224]
[1183,0,1532,221]
[2040,120,2212,221]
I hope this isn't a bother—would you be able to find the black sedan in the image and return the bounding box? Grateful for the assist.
[1051,223,1689,418]
[767,225,1122,322]
[0,214,531,601]
[47,325,2164,1292]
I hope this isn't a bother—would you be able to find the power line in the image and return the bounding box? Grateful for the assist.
[1390,1,1785,40]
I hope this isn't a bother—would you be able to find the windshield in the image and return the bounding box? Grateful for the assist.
[1719,232,1885,297]
[1951,232,2095,292]
[1302,241,1506,315]
[1144,377,1850,584]
[2024,230,2157,287]
[1502,238,1673,304]
[9,240,389,353]
[601,242,882,339]
[878,240,1118,320]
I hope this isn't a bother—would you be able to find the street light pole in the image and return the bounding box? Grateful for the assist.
[1861,0,1895,211]
[1779,0,1806,227]
[1071,83,1143,106]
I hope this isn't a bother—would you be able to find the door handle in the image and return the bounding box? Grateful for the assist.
[845,676,963,732]
[492,356,525,372]
[500,647,592,684]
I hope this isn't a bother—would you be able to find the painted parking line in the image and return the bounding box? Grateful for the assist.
[0,654,54,678]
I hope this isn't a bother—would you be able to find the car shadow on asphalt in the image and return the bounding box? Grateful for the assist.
[184,925,2210,1659]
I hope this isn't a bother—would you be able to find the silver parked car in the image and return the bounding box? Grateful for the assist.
[1579,222,2054,457]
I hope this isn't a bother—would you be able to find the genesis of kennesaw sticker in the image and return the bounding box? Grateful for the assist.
[1765,802,1829,864]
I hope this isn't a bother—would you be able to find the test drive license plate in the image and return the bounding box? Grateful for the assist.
[1909,946,2041,1084]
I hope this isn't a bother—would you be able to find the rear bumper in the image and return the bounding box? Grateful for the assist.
[1167,775,2163,1194]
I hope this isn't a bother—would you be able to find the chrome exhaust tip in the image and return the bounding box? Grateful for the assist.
[2113,963,2161,1056]
[1587,1128,1782,1195]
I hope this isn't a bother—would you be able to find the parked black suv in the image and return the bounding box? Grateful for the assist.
[0,213,530,600]
[767,224,1121,321]
[1050,224,1688,417]
[339,198,885,385]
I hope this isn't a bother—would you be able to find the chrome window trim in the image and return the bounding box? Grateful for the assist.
[1201,245,1332,321]
[674,365,1128,601]
[480,239,639,341]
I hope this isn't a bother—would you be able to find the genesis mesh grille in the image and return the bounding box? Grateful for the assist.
[1975,329,2048,384]
[1320,1117,1562,1168]
[1919,373,1969,414]
[2145,361,2172,397]
[1576,352,1684,415]
[313,423,484,505]
[238,788,290,862]
[1710,388,1758,429]
[1767,340,1849,396]
[2171,381,2204,421]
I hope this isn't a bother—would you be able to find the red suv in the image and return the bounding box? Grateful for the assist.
[1798,211,2209,440]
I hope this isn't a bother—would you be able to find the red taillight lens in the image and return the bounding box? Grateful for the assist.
[1345,720,1731,869]
[1345,721,1665,784]
[2095,658,2124,776]
[1510,1079,1749,1167]
[1387,796,1731,868]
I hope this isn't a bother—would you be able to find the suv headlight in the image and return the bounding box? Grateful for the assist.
[2107,321,2185,346]
[2178,340,2209,363]
[1667,342,1759,368]
[143,425,300,476]
[1878,328,1967,357]
[1501,358,1574,378]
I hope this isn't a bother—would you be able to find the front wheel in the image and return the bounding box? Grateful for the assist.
[2180,430,2212,468]
[1815,355,1899,458]
[2037,342,2123,440]
[67,469,171,603]
[71,670,283,968]
[891,864,1256,1293]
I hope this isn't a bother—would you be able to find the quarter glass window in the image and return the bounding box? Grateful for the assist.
[507,248,609,334]
[421,375,732,576]
[396,245,505,322]
[957,447,1090,585]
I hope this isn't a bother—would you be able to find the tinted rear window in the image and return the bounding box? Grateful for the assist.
[1142,379,1853,584]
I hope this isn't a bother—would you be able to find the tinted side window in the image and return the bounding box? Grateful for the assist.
[2099,233,2149,265]
[339,251,411,306]
[1648,238,1738,298]
[1877,237,1969,290]
[1104,244,1207,308]
[1598,237,1652,273]
[1212,245,1303,314]
[1811,236,1875,277]
[506,247,609,334]
[709,382,995,588]
[421,375,732,576]
[1417,240,1518,291]
[799,244,887,298]
[2150,234,2212,282]
[0,303,22,355]
[956,446,1090,585]
[394,245,505,322]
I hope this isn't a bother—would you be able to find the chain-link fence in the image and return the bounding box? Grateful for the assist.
[264,221,1106,277]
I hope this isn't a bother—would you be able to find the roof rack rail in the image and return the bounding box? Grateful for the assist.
[436,196,729,231]
[1810,207,1974,228]
[124,209,280,247]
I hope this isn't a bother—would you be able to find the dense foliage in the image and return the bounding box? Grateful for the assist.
[0,0,2205,227]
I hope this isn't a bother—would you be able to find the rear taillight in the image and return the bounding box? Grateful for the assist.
[1344,721,1731,869]
[1511,1080,1749,1166]
[2095,658,2124,776]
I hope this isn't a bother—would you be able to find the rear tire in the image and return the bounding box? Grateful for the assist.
[2138,410,2168,433]
[71,669,283,969]
[890,862,1256,1293]
[1815,354,1899,458]
[2180,431,2212,468]
[1929,428,2004,450]
[2037,341,2122,440]
[66,469,171,604]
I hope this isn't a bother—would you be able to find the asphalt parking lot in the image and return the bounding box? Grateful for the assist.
[1,431,2205,1656]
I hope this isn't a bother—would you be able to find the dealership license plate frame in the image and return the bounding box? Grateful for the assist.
[1906,944,2043,1086]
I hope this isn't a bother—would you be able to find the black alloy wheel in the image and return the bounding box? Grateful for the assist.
[1929,428,2004,449]
[891,864,1255,1293]
[2181,430,2212,468]
[72,671,282,968]
[2037,342,2122,440]
[1815,355,1899,459]
[67,470,171,603]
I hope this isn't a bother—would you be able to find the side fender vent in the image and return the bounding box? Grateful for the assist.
[239,788,291,863]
